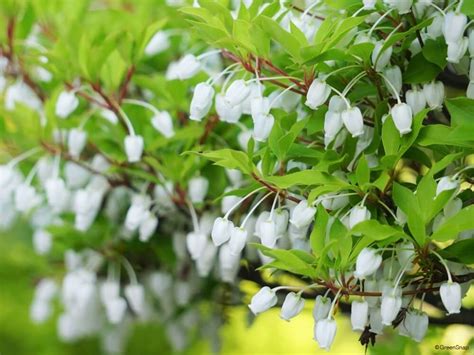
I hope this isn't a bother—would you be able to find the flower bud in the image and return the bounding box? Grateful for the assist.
[248,286,277,315]
[443,11,467,44]
[188,176,209,203]
[447,37,468,64]
[139,211,158,242]
[186,231,208,260]
[211,217,233,246]
[55,90,79,119]
[391,103,413,135]
[216,93,242,123]
[151,111,174,138]
[305,79,331,109]
[189,83,215,121]
[290,200,316,229]
[280,292,305,321]
[67,128,87,158]
[423,81,444,109]
[406,87,426,115]
[342,106,364,137]
[124,283,145,314]
[405,309,428,342]
[176,54,201,80]
[350,299,369,331]
[225,79,250,106]
[105,297,127,324]
[349,205,371,229]
[436,176,459,196]
[229,226,248,255]
[372,41,392,72]
[314,318,337,351]
[381,291,402,325]
[124,135,144,163]
[440,281,461,314]
[144,31,170,56]
[354,248,382,279]
[252,113,275,142]
[313,295,331,321]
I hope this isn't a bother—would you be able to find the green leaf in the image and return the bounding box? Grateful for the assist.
[265,170,352,189]
[350,220,405,241]
[382,115,401,155]
[310,204,329,258]
[439,239,474,264]
[403,53,442,84]
[355,154,370,188]
[445,97,474,130]
[392,183,425,245]
[257,16,301,61]
[197,149,253,173]
[431,205,474,242]
[422,38,447,68]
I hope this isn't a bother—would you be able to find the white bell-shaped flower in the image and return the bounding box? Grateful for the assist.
[188,176,209,203]
[423,81,444,109]
[56,90,79,119]
[139,211,158,242]
[64,162,90,189]
[389,0,412,14]
[406,87,426,114]
[250,96,270,120]
[405,309,428,342]
[324,110,343,141]
[381,290,402,325]
[313,295,331,321]
[151,111,174,138]
[125,195,150,231]
[124,135,144,163]
[248,286,278,315]
[391,103,413,135]
[100,280,120,305]
[259,218,277,248]
[176,54,201,80]
[186,231,207,260]
[215,93,242,123]
[45,178,70,212]
[228,226,248,255]
[105,297,127,324]
[144,31,170,56]
[369,307,384,334]
[30,299,52,324]
[252,113,275,142]
[280,292,305,321]
[372,42,392,72]
[440,281,462,314]
[363,0,376,10]
[354,248,382,279]
[289,200,316,229]
[67,128,87,158]
[444,197,462,218]
[383,66,402,97]
[349,205,371,229]
[443,11,467,44]
[447,37,468,64]
[196,240,217,277]
[219,243,240,282]
[211,217,233,246]
[225,79,250,106]
[305,79,331,109]
[274,209,289,236]
[33,229,52,255]
[124,283,145,314]
[397,241,415,266]
[14,183,40,212]
[436,176,459,196]
[189,82,215,121]
[314,318,337,351]
[351,299,369,331]
[342,106,364,137]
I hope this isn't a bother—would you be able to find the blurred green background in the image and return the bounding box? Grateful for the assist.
[1,226,473,355]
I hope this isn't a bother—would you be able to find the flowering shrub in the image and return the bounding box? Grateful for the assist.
[1,0,474,353]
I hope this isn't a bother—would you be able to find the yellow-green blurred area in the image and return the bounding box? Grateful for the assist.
[1,226,473,355]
